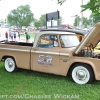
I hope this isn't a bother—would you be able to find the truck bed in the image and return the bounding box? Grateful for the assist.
[0,41,33,47]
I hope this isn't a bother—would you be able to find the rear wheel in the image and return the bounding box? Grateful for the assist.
[71,63,94,84]
[4,57,18,72]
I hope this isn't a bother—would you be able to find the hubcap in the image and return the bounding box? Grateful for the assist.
[76,70,86,80]
[8,62,13,68]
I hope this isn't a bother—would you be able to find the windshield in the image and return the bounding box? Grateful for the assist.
[60,35,80,48]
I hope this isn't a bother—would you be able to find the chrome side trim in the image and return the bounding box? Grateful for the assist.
[0,47,30,52]
[31,50,69,56]
[60,53,69,56]
[33,51,59,55]
[0,47,69,56]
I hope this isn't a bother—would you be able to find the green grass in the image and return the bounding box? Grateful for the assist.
[21,33,35,39]
[0,62,100,100]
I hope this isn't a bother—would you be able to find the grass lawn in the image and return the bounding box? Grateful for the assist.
[21,33,35,39]
[0,62,100,100]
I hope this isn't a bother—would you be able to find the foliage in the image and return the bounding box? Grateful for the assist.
[74,16,81,27]
[57,16,63,25]
[81,0,100,17]
[88,14,100,26]
[82,17,90,28]
[56,0,100,17]
[0,19,5,25]
[88,14,94,26]
[74,16,91,28]
[34,21,42,28]
[38,13,63,27]
[7,5,34,28]
[93,16,100,24]
[39,14,46,26]
[56,0,66,5]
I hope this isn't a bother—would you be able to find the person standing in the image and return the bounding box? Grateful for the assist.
[14,31,16,41]
[10,31,14,41]
[25,31,30,43]
[9,29,11,39]
[18,31,20,40]
[5,31,8,41]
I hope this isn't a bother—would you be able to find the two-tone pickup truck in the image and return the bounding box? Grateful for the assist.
[0,22,100,84]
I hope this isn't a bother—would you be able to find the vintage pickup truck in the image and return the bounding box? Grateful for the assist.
[0,22,100,84]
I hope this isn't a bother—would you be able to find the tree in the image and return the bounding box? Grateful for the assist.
[74,16,81,27]
[39,14,46,26]
[56,0,66,5]
[82,17,90,28]
[93,17,100,24]
[57,16,63,25]
[81,0,100,16]
[88,14,100,26]
[56,0,100,17]
[7,5,34,28]
[39,13,63,27]
[34,21,42,28]
[88,14,94,27]
[0,19,5,25]
[74,16,90,28]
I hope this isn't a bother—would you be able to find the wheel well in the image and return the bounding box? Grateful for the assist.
[2,56,15,61]
[67,62,95,78]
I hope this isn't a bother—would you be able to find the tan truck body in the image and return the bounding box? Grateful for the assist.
[1,22,100,84]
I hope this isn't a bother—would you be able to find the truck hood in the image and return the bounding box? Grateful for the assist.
[74,22,100,54]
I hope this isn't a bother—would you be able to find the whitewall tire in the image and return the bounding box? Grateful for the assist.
[71,64,94,84]
[4,57,18,72]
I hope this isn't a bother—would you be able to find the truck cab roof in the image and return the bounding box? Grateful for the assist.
[40,28,87,35]
[33,29,84,47]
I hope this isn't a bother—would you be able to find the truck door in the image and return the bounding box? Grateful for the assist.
[31,34,60,74]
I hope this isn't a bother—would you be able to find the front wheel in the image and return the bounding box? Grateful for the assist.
[4,57,18,72]
[71,63,94,84]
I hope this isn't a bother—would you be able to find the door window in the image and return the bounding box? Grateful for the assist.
[38,35,58,48]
